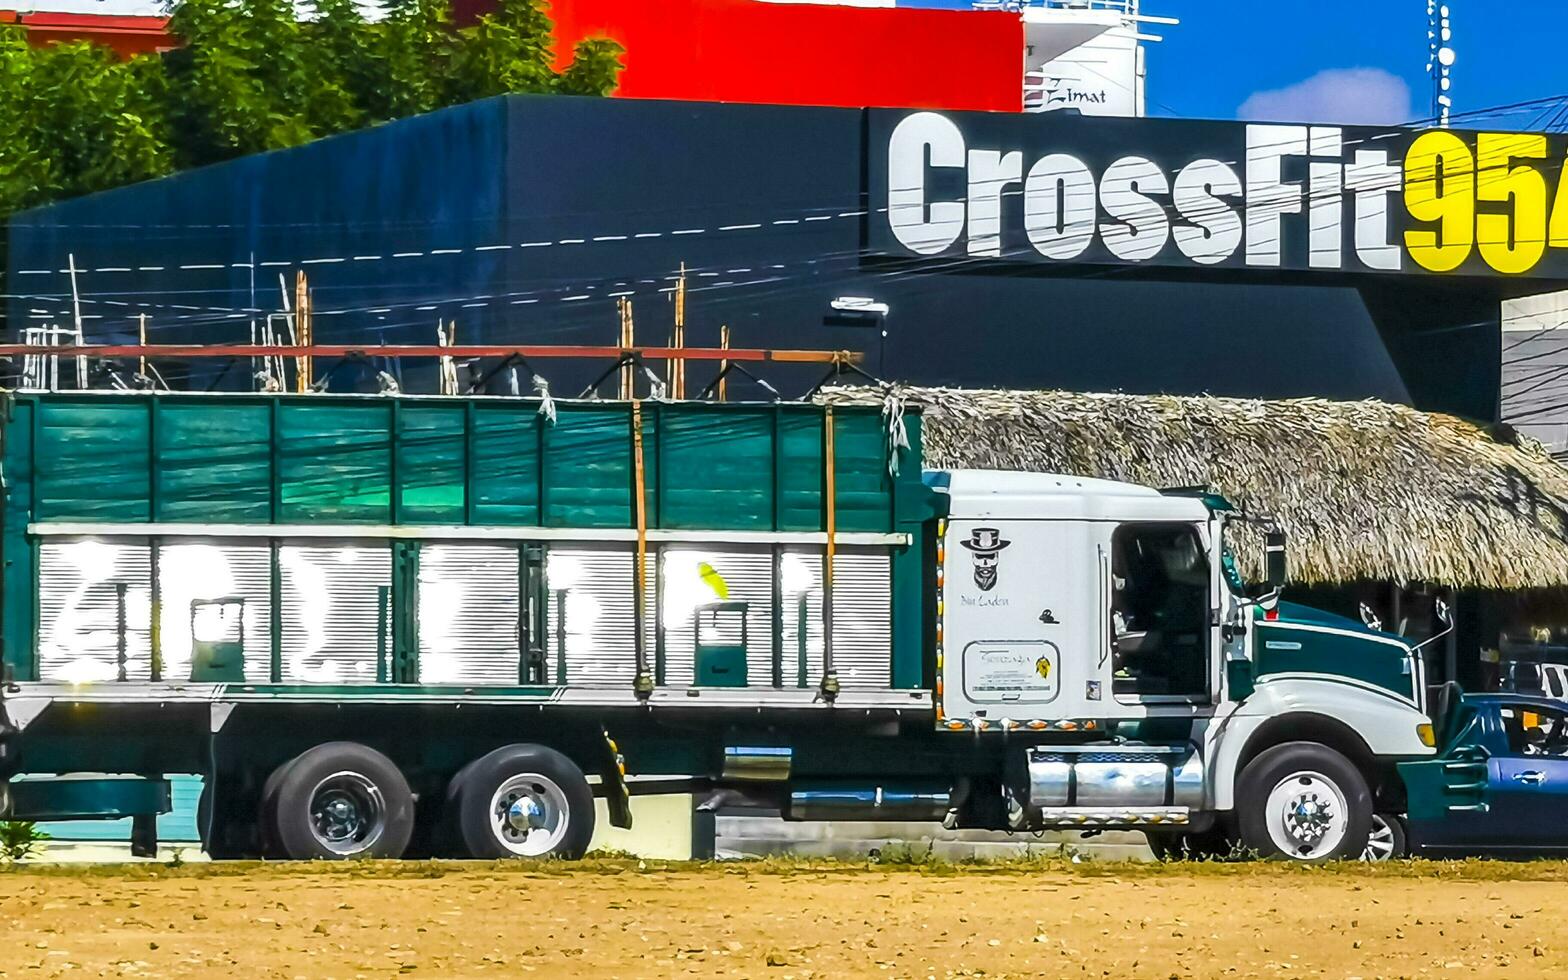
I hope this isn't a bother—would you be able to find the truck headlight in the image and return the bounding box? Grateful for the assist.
[1417,723,1436,747]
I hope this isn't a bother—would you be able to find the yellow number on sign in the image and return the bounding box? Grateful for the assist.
[1476,133,1548,275]
[1404,131,1475,273]
[1552,153,1568,249]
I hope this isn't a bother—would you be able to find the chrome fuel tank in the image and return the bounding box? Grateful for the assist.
[1026,744,1203,810]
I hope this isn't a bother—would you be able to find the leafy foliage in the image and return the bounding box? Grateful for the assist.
[0,820,49,863]
[0,0,622,213]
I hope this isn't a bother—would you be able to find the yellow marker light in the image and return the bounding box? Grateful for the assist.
[1417,723,1436,747]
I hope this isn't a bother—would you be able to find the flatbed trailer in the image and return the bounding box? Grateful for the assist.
[0,391,1435,861]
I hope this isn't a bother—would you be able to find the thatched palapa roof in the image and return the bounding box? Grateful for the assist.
[817,385,1568,591]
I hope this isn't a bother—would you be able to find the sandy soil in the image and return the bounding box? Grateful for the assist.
[0,861,1564,978]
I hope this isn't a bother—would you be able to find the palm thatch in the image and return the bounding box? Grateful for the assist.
[817,384,1568,590]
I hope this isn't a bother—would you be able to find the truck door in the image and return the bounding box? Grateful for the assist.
[1105,522,1213,705]
[940,519,1096,725]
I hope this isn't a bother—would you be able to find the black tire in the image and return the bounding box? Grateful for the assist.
[450,744,595,860]
[1362,812,1408,862]
[1146,827,1237,862]
[256,755,297,858]
[1236,741,1372,862]
[269,742,415,860]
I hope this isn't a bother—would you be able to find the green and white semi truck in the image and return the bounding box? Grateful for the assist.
[0,391,1436,861]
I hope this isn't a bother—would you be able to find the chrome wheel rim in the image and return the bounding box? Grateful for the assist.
[1264,770,1349,860]
[1362,813,1396,862]
[309,771,386,856]
[489,773,570,857]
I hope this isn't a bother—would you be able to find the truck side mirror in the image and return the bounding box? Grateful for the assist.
[1264,530,1287,591]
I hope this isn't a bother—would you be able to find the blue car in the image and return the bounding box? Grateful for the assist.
[1400,691,1568,856]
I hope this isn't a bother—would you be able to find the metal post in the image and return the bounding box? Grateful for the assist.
[632,400,654,700]
[115,582,129,682]
[771,545,783,689]
[820,408,839,702]
[376,585,389,684]
[555,591,568,686]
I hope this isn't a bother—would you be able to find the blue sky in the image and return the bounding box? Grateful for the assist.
[1144,0,1568,126]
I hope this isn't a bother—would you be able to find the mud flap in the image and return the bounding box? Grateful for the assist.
[601,727,633,830]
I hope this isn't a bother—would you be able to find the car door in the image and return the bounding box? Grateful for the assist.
[1399,707,1496,852]
[1486,702,1568,851]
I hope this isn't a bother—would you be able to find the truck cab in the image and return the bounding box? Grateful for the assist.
[933,470,1436,860]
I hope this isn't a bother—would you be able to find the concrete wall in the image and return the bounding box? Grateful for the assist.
[1503,290,1568,455]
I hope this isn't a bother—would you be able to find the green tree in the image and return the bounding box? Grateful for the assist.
[0,0,624,213]
[0,28,52,214]
[374,0,461,118]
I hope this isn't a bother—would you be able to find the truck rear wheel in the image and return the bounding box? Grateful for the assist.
[268,742,415,860]
[449,744,595,859]
[1236,742,1371,862]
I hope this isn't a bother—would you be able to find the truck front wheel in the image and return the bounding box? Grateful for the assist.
[1236,742,1371,862]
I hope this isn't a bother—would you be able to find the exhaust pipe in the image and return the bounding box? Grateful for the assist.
[784,781,951,822]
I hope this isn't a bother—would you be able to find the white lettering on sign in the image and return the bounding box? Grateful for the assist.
[1347,149,1403,271]
[1100,156,1170,262]
[888,112,965,255]
[884,111,1568,276]
[967,149,1022,258]
[1171,158,1243,264]
[1025,154,1097,259]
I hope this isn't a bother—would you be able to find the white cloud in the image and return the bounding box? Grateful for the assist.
[1238,68,1413,126]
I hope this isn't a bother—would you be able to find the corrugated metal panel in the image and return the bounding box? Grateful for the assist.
[660,414,773,530]
[279,403,393,523]
[781,546,891,689]
[831,549,893,689]
[544,545,654,686]
[398,404,467,522]
[16,394,910,534]
[279,542,390,683]
[156,402,271,523]
[157,541,272,683]
[544,407,636,529]
[35,401,151,523]
[38,539,153,683]
[418,543,520,685]
[470,403,542,525]
[659,545,775,685]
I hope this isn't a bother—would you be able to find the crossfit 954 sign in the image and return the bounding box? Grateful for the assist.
[869,110,1568,279]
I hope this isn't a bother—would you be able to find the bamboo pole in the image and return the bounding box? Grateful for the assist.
[718,324,730,403]
[294,271,309,393]
[617,297,635,399]
[671,262,687,400]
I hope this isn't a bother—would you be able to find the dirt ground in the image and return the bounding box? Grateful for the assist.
[1,859,1566,979]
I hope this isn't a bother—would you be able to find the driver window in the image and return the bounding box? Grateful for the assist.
[1501,705,1568,757]
[1110,523,1210,701]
